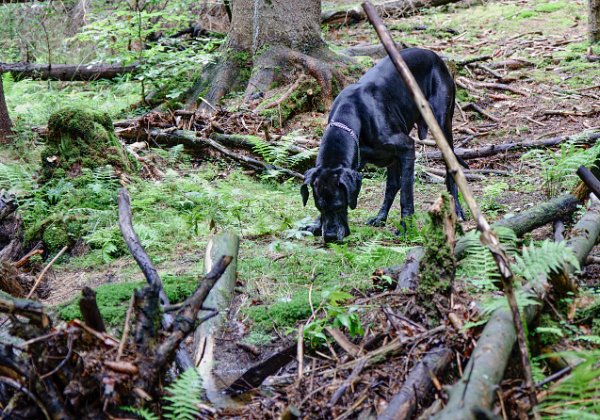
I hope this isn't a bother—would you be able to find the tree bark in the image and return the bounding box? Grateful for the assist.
[590,0,600,43]
[0,75,13,143]
[188,0,349,116]
[0,63,137,81]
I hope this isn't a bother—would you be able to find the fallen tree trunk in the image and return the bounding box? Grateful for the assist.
[422,131,600,161]
[378,346,452,420]
[0,62,137,81]
[435,201,600,420]
[321,0,462,25]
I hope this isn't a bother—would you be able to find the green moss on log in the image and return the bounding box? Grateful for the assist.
[41,107,135,181]
[418,193,456,297]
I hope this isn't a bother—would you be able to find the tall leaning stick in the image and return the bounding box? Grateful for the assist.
[361,1,539,413]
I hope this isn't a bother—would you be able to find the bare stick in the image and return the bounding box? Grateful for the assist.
[26,245,68,299]
[297,324,304,381]
[117,294,135,361]
[118,188,194,371]
[361,1,538,411]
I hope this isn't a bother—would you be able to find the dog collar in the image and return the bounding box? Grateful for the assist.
[326,121,361,168]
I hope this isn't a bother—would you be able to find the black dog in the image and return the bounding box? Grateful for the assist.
[301,48,466,243]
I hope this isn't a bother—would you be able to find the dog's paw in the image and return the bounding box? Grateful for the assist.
[366,216,386,227]
[301,223,322,236]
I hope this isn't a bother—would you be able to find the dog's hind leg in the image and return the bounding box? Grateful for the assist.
[366,161,401,226]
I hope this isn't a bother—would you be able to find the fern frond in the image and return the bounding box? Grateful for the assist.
[163,368,203,420]
[538,350,600,418]
[121,406,160,420]
[0,163,36,196]
[513,240,580,282]
[457,227,518,290]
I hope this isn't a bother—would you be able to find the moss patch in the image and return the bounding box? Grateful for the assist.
[57,274,199,328]
[41,106,135,181]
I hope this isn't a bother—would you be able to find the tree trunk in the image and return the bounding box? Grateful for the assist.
[0,75,13,143]
[590,0,600,43]
[187,0,350,116]
[0,63,137,81]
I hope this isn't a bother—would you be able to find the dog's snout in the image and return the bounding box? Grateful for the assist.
[324,233,342,244]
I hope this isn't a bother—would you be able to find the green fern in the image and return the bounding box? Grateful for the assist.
[248,134,317,170]
[513,240,580,283]
[521,133,600,197]
[121,406,160,420]
[0,163,36,195]
[538,350,600,418]
[457,227,518,290]
[162,368,203,420]
[122,368,203,420]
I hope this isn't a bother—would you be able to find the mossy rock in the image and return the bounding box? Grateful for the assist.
[41,107,135,181]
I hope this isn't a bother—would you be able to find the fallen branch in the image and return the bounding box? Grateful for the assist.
[0,62,137,81]
[379,346,452,420]
[118,188,194,371]
[321,0,463,25]
[422,131,600,161]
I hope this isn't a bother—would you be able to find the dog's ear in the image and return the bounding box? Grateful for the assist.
[301,168,316,207]
[340,169,362,210]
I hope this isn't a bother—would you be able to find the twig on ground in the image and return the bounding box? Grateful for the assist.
[26,245,68,299]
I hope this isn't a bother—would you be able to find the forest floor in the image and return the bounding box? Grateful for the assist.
[1,0,599,418]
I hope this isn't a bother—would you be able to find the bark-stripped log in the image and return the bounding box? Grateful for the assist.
[422,131,600,161]
[194,231,240,408]
[0,62,137,81]
[378,347,453,420]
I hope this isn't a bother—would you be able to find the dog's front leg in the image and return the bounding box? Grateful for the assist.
[367,161,400,226]
[399,152,415,231]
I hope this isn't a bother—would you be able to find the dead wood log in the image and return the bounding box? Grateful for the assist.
[378,346,452,420]
[117,188,194,371]
[576,166,600,200]
[454,194,582,259]
[0,62,137,81]
[321,0,462,25]
[373,246,423,291]
[549,200,600,294]
[422,131,600,161]
[225,343,297,395]
[0,291,51,330]
[0,191,22,263]
[78,287,106,332]
[419,194,456,296]
[117,127,305,179]
[435,201,600,419]
[193,232,240,406]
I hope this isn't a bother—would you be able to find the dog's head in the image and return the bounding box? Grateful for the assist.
[301,166,362,243]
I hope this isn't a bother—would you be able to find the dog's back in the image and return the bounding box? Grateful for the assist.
[329,48,455,144]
